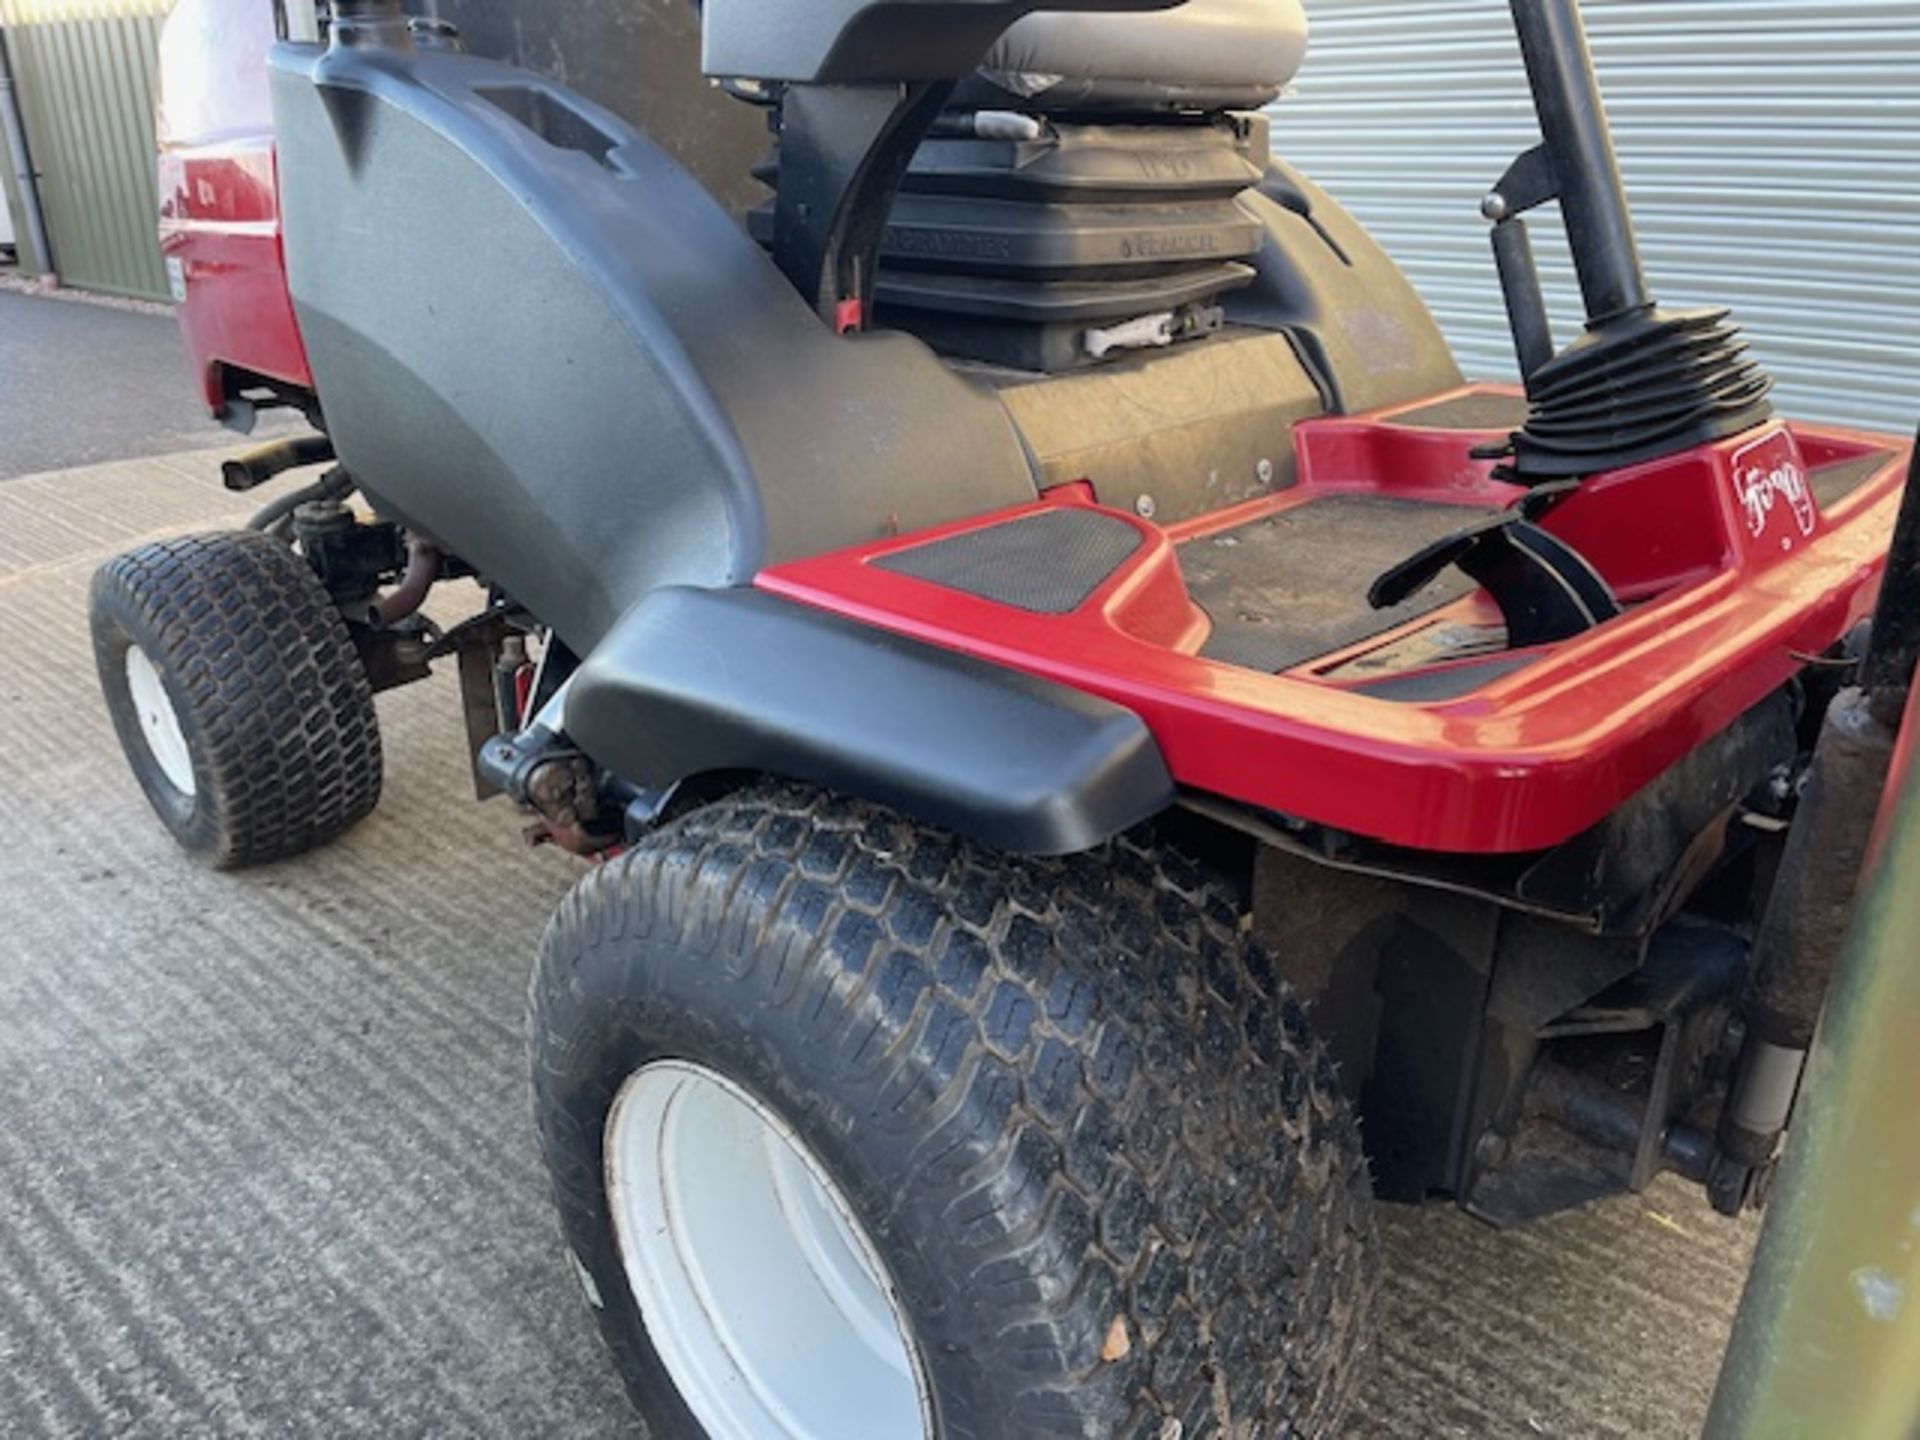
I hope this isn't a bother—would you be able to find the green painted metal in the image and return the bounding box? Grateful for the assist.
[1706,686,1920,1439]
[0,0,168,299]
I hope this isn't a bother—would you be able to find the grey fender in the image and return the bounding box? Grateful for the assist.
[564,587,1175,855]
[1227,161,1464,414]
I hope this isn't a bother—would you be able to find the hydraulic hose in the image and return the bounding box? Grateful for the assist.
[221,434,335,492]
[371,540,441,627]
[247,467,355,536]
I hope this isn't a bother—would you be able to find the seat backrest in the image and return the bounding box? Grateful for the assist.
[701,0,1179,84]
[978,0,1308,111]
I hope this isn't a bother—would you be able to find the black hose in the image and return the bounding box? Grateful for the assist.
[247,467,355,535]
[221,434,335,492]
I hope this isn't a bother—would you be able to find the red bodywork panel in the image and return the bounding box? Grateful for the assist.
[156,0,311,411]
[145,0,1905,868]
[761,387,1910,856]
[159,143,312,409]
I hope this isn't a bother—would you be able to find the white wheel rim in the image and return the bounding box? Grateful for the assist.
[124,645,196,797]
[605,1060,932,1440]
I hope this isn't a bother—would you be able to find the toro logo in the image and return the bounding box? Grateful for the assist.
[1730,431,1815,547]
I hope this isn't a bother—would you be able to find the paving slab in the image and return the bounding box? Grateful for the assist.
[0,450,1760,1437]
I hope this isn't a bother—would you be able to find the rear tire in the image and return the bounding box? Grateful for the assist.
[530,783,1377,1438]
[90,530,383,868]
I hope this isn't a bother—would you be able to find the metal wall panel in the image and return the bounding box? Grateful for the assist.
[1273,0,1920,435]
[0,151,22,254]
[1,0,168,299]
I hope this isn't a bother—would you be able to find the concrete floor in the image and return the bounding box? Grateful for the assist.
[0,445,1765,1437]
[0,288,294,481]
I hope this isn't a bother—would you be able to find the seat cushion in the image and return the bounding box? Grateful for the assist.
[977,0,1308,110]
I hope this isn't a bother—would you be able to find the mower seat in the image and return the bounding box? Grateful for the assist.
[975,0,1309,110]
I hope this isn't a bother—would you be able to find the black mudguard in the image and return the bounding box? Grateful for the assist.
[565,587,1175,855]
[269,41,1039,658]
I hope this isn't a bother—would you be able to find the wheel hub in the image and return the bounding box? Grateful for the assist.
[604,1059,930,1440]
[124,645,196,796]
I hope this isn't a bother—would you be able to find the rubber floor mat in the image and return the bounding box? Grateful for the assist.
[873,507,1141,613]
[1178,494,1503,673]
[1385,392,1531,431]
[1810,449,1897,509]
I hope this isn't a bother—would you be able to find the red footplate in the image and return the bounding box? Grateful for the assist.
[760,385,1909,854]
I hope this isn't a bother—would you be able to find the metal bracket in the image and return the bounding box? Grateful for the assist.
[773,81,954,326]
[1488,141,1560,218]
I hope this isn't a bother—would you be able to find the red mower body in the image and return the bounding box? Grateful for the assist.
[152,2,1910,867]
[156,0,312,413]
[762,393,1909,854]
[111,3,1918,1319]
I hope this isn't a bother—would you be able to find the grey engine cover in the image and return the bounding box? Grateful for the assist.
[269,40,1039,653]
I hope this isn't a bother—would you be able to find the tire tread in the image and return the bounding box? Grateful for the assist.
[91,530,382,867]
[532,784,1377,1438]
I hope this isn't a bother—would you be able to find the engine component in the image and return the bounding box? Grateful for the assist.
[370,539,441,627]
[475,719,622,855]
[290,499,408,609]
[246,464,354,534]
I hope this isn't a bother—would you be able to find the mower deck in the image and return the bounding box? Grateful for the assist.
[759,384,1910,854]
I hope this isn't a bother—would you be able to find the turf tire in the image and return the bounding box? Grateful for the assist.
[530,783,1378,1438]
[90,529,383,868]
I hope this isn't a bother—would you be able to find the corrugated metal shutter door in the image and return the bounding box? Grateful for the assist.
[1,0,168,299]
[1273,0,1920,435]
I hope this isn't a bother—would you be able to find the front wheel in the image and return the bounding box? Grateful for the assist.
[530,784,1378,1438]
[90,530,382,868]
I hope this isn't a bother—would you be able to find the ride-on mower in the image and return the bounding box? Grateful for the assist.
[95,0,1916,1432]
